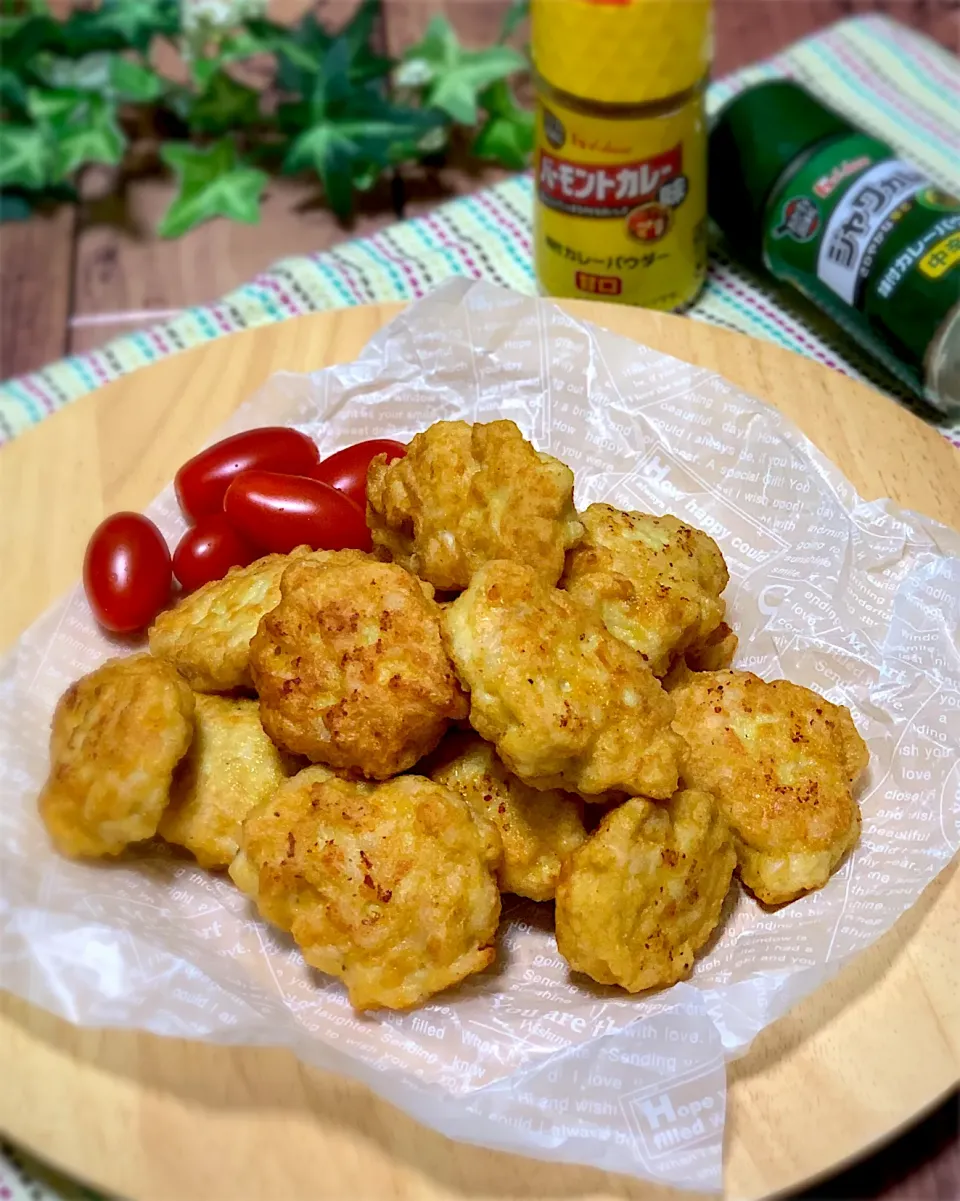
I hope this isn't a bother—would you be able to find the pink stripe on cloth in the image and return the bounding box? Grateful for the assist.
[471,190,533,254]
[421,212,483,277]
[20,373,57,415]
[314,255,369,305]
[864,16,960,96]
[821,29,957,144]
[367,234,426,298]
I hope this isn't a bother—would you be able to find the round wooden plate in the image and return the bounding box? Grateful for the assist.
[1,301,957,1201]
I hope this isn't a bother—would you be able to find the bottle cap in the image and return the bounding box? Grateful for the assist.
[708,80,856,261]
[531,0,712,106]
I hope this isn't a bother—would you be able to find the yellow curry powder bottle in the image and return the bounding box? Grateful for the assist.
[531,0,712,310]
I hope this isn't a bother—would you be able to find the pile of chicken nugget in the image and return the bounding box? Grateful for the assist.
[38,419,870,1012]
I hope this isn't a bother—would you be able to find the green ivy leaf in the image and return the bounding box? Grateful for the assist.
[0,190,35,222]
[218,27,267,58]
[37,48,165,104]
[26,85,76,124]
[271,2,388,97]
[270,13,330,94]
[59,0,178,57]
[108,54,166,102]
[0,65,29,116]
[0,13,64,67]
[186,70,260,134]
[55,96,126,178]
[352,160,382,192]
[286,124,356,217]
[188,22,287,93]
[28,88,127,178]
[59,11,127,56]
[339,0,391,84]
[394,15,455,89]
[34,51,109,92]
[0,123,53,189]
[188,55,219,93]
[399,16,526,125]
[217,25,278,67]
[158,138,268,237]
[283,39,443,219]
[36,48,167,103]
[473,80,533,169]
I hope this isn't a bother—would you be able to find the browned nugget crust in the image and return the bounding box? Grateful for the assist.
[251,552,467,777]
[443,560,682,798]
[149,548,311,692]
[39,654,195,858]
[229,768,501,1010]
[427,731,586,900]
[367,419,583,590]
[562,504,729,677]
[671,670,868,904]
[555,789,735,991]
[159,693,298,869]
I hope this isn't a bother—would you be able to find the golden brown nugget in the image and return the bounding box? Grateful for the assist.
[229,768,502,1010]
[684,621,738,672]
[427,732,586,901]
[562,504,729,677]
[367,419,583,591]
[555,790,735,992]
[251,552,467,777]
[39,654,195,858]
[671,670,869,905]
[159,693,298,869]
[443,560,682,798]
[661,623,739,693]
[149,548,311,692]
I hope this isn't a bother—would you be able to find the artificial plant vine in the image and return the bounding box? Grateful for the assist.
[0,0,532,233]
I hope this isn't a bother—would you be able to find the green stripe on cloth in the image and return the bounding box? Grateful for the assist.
[1,14,958,448]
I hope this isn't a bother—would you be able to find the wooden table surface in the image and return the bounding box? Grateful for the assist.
[2,0,959,384]
[1,301,958,1201]
[1,3,958,1196]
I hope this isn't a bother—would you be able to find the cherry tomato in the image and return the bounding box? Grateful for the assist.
[173,513,259,593]
[312,439,407,510]
[83,512,172,633]
[224,470,372,555]
[175,427,321,522]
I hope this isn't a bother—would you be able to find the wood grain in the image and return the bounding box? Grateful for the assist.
[0,205,75,382]
[798,1090,959,1199]
[0,302,957,1201]
[713,0,960,74]
[4,1,959,381]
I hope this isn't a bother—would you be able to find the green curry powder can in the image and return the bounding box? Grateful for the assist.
[709,81,960,416]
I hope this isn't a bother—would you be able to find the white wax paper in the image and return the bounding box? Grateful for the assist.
[2,279,959,1194]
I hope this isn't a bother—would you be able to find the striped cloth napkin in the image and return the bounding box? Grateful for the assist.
[2,15,958,446]
[0,15,958,1200]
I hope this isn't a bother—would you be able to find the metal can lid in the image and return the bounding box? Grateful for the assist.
[532,0,712,106]
[708,80,856,261]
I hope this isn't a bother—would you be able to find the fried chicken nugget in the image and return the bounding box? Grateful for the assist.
[367,420,583,591]
[562,504,730,677]
[661,623,739,693]
[158,694,298,869]
[555,789,735,992]
[149,548,311,692]
[38,654,195,858]
[671,670,869,905]
[427,731,587,901]
[251,551,467,777]
[229,767,502,1010]
[443,560,683,798]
